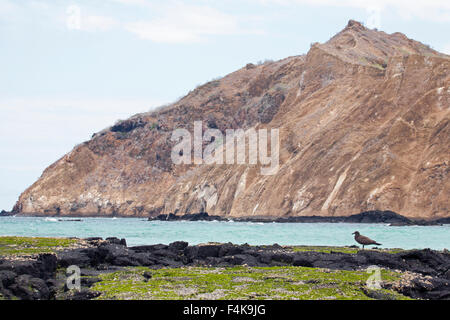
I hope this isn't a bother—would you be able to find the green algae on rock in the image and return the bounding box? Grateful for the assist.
[0,236,80,256]
[91,266,412,300]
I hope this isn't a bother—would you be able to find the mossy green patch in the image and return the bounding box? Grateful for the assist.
[0,236,78,256]
[92,266,412,300]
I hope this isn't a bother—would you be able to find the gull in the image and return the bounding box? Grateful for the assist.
[352,231,381,249]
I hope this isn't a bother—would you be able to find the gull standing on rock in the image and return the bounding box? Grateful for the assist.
[352,231,381,249]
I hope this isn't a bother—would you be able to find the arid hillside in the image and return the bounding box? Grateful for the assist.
[14,20,449,220]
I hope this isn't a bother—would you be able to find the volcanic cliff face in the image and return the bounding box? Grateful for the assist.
[14,20,449,219]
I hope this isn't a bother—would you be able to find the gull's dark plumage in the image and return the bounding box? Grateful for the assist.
[352,231,381,249]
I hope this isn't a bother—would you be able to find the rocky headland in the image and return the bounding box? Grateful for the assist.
[12,20,449,221]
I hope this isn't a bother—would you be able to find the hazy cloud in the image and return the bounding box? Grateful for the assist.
[109,0,150,6]
[125,4,245,43]
[62,2,261,43]
[81,15,119,31]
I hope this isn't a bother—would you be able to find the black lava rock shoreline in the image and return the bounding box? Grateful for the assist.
[0,210,450,226]
[0,210,14,217]
[149,210,449,226]
[1,237,449,300]
[2,209,449,226]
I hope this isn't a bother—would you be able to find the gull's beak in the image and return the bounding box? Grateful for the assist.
[352,232,355,235]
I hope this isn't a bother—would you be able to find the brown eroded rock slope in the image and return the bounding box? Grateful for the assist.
[13,20,449,219]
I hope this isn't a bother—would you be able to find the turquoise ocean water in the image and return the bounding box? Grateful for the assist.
[0,216,449,250]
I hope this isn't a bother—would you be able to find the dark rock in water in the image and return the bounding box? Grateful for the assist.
[149,213,177,221]
[274,216,342,223]
[390,219,443,226]
[182,212,210,221]
[389,222,410,226]
[436,217,450,224]
[189,212,227,221]
[0,210,13,217]
[344,210,411,224]
[411,220,443,226]
[149,212,228,222]
[147,210,444,226]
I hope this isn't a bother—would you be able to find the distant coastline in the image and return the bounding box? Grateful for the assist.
[3,209,449,226]
[147,210,450,226]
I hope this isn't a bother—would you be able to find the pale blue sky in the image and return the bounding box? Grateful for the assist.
[0,0,449,211]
